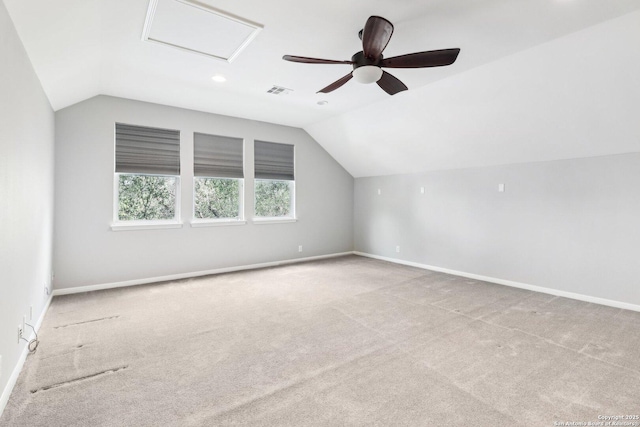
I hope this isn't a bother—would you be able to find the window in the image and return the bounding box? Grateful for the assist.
[193,133,244,221]
[254,141,295,219]
[114,123,181,224]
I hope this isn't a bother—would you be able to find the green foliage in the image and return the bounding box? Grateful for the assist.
[118,175,291,221]
[255,180,292,217]
[194,178,240,219]
[118,174,176,220]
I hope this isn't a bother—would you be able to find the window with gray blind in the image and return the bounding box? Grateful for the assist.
[193,133,244,220]
[115,123,180,175]
[114,123,180,222]
[254,141,295,219]
[194,133,243,178]
[254,141,294,181]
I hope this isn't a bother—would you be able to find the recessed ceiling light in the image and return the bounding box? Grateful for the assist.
[211,75,226,83]
[317,100,329,106]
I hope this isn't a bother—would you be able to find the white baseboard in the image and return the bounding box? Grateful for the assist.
[354,251,640,313]
[53,252,355,296]
[0,294,53,417]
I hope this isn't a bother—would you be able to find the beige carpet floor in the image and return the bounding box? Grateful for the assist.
[2,255,639,426]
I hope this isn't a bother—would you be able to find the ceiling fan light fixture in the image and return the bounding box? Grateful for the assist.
[352,65,383,84]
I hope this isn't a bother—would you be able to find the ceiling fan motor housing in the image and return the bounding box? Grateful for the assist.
[351,51,382,69]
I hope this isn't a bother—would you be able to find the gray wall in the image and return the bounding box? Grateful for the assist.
[355,153,640,306]
[0,1,55,406]
[54,95,353,289]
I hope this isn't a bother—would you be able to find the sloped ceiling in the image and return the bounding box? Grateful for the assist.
[307,10,640,176]
[4,0,640,177]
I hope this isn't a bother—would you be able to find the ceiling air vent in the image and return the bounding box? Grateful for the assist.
[267,86,293,95]
[142,0,263,63]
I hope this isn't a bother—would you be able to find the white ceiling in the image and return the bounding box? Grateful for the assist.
[4,0,640,177]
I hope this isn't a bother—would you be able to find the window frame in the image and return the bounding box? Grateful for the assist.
[252,178,296,223]
[252,140,296,223]
[190,176,246,227]
[190,132,246,227]
[111,123,182,231]
[111,172,183,231]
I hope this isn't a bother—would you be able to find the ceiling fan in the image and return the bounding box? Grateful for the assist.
[283,16,460,95]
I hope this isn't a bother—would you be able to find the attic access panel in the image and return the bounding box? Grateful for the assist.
[142,0,262,62]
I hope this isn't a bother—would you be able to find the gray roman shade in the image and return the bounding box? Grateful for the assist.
[194,133,244,178]
[254,141,294,180]
[115,123,180,175]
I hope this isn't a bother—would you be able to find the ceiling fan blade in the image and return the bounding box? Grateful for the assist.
[362,16,394,60]
[317,73,353,93]
[283,55,352,65]
[376,71,408,95]
[381,48,460,68]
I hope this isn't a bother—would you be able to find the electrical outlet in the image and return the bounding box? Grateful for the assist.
[420,187,425,194]
[18,325,24,344]
[298,245,303,253]
[396,246,400,253]
[44,283,50,296]
[22,315,26,336]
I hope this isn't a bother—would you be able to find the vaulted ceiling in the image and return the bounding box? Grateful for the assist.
[5,0,640,177]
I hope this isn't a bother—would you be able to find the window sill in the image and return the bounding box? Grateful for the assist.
[252,218,297,225]
[110,221,183,231]
[190,219,247,228]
